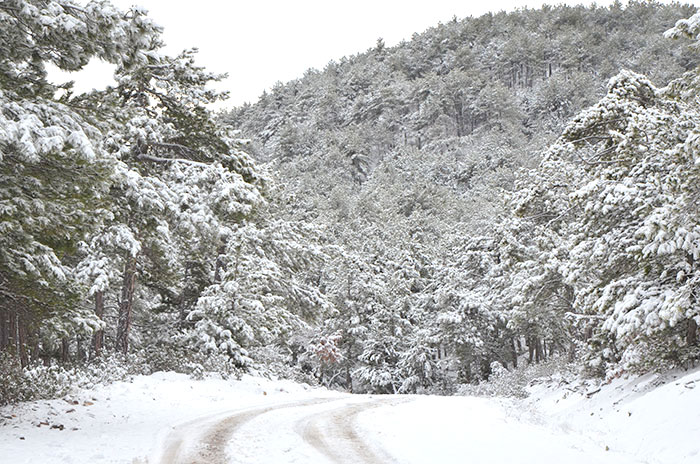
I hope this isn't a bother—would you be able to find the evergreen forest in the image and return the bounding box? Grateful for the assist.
[2,0,700,403]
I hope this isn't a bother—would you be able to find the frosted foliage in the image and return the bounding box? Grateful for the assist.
[71,148,264,357]
[544,69,700,373]
[395,335,438,394]
[665,11,700,44]
[402,234,514,387]
[75,224,140,295]
[0,1,168,353]
[185,220,330,364]
[0,96,99,163]
[164,162,262,240]
[41,305,104,346]
[0,91,113,299]
[6,0,700,394]
[0,0,162,74]
[0,0,271,370]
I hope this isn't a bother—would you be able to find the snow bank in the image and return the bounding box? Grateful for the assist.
[524,366,700,464]
[356,395,638,464]
[355,367,700,464]
[0,372,336,464]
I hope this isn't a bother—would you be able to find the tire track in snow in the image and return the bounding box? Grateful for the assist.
[298,397,407,464]
[158,397,339,464]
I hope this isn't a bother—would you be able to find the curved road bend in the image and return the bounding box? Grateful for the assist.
[298,397,406,464]
[157,396,404,464]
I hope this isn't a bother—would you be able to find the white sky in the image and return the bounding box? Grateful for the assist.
[58,0,698,108]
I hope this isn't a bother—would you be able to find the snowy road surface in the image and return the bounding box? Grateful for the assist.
[2,369,699,463]
[155,396,404,464]
[153,394,640,464]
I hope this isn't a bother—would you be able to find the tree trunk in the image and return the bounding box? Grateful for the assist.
[18,315,29,368]
[8,311,17,357]
[61,338,70,363]
[688,318,698,347]
[511,337,518,368]
[0,309,7,351]
[214,244,227,283]
[116,257,137,355]
[31,338,41,365]
[535,338,544,363]
[1,310,18,367]
[93,291,104,356]
[568,340,577,363]
[346,365,352,394]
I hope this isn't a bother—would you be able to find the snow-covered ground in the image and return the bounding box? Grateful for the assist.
[357,395,639,463]
[0,372,341,463]
[523,367,700,464]
[358,366,700,464]
[1,367,699,463]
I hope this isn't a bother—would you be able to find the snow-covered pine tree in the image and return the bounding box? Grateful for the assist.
[0,0,161,366]
[540,68,700,375]
[75,46,265,356]
[187,213,331,368]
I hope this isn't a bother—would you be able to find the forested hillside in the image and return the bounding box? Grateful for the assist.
[225,0,700,392]
[2,0,699,403]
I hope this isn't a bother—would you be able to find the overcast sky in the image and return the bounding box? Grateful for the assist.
[60,0,698,108]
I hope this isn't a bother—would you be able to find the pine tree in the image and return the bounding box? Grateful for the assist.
[0,0,161,366]
[538,69,700,374]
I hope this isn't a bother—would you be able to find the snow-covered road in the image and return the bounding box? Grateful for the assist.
[155,396,403,464]
[2,368,699,463]
[154,393,639,464]
[297,397,404,464]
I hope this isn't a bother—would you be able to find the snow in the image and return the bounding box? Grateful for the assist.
[221,396,373,464]
[524,367,700,464]
[358,396,639,464]
[356,367,700,464]
[2,367,699,463]
[0,372,340,464]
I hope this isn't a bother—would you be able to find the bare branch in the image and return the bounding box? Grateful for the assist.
[567,135,613,145]
[152,142,195,155]
[135,153,209,167]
